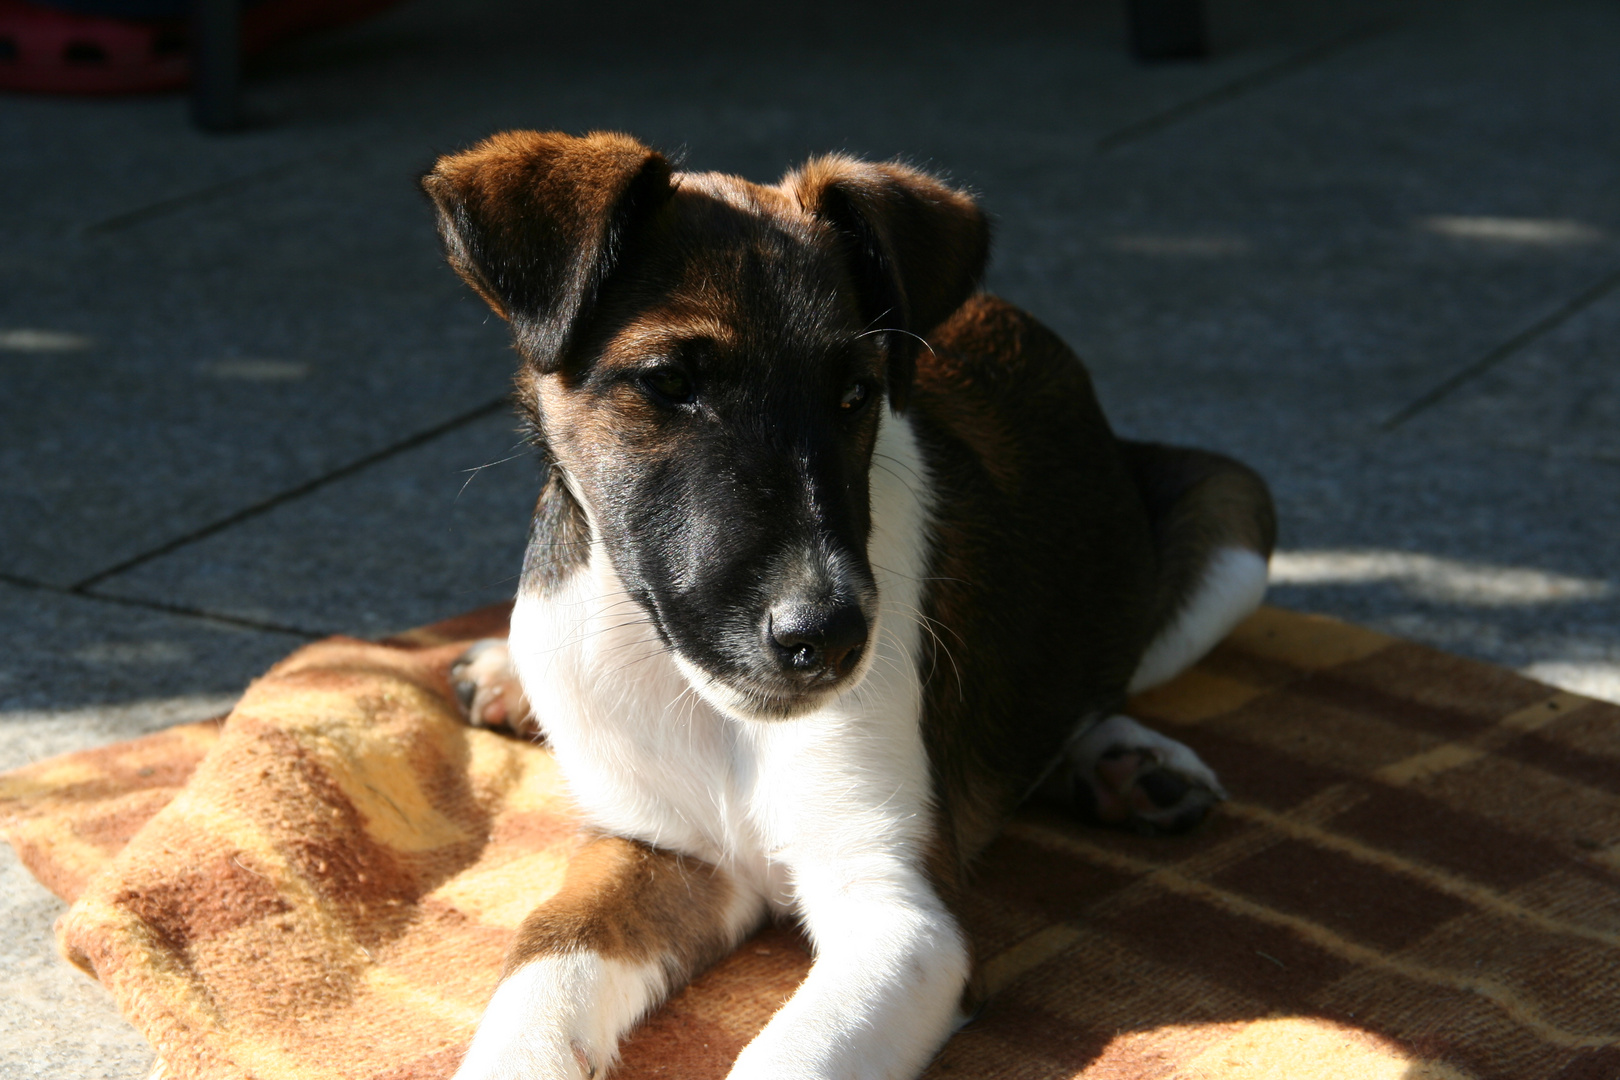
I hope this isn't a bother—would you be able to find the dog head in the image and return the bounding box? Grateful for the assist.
[423,131,988,720]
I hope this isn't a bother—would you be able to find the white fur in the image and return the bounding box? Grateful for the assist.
[481,410,966,1080]
[1128,545,1268,693]
[452,953,664,1080]
[1061,713,1227,800]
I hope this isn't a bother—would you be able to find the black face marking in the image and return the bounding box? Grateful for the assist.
[536,181,889,717]
[640,365,696,407]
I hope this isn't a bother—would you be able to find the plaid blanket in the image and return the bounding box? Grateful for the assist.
[3,606,1618,1079]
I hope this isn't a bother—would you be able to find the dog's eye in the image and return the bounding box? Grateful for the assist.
[840,381,870,412]
[642,367,695,406]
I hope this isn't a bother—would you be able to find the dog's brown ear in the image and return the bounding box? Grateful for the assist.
[421,130,672,372]
[787,157,989,411]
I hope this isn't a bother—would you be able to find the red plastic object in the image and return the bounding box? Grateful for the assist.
[0,0,402,94]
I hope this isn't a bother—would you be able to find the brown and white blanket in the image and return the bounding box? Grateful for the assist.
[3,605,1618,1079]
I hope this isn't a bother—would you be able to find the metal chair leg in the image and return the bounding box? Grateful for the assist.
[191,0,241,131]
[1127,0,1208,60]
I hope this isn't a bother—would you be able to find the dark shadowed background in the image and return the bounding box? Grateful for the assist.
[3,0,1618,1072]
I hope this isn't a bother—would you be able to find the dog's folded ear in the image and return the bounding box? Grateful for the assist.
[421,131,672,373]
[786,157,990,411]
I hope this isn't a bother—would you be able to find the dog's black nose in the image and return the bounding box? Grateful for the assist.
[766,600,868,678]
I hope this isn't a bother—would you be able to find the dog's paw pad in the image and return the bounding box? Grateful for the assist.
[450,639,541,739]
[1089,745,1223,834]
[1045,714,1225,835]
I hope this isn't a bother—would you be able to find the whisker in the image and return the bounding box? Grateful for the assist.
[885,599,966,703]
[454,443,534,503]
[855,307,896,337]
[870,562,971,589]
[663,681,698,719]
[855,325,937,358]
[872,451,929,489]
[607,641,676,674]
[869,460,924,504]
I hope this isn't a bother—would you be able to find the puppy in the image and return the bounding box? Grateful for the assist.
[421,131,1275,1080]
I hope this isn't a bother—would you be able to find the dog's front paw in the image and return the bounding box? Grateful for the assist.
[453,1040,595,1080]
[451,639,541,739]
[1044,714,1226,834]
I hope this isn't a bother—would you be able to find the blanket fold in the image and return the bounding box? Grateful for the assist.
[3,606,1619,1080]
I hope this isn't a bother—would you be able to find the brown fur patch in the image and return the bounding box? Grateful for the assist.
[505,835,740,980]
[783,155,988,338]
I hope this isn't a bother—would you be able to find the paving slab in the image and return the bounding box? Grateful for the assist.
[0,0,1402,590]
[0,581,301,721]
[229,0,1395,164]
[1328,264,1620,702]
[1406,282,1620,464]
[1263,437,1620,689]
[0,849,153,1080]
[988,2,1620,443]
[0,148,516,588]
[94,412,539,639]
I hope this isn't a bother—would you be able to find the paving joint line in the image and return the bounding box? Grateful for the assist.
[0,570,322,639]
[70,394,512,592]
[1096,18,1400,153]
[82,155,318,236]
[1382,263,1620,430]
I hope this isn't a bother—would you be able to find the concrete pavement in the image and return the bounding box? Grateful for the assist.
[3,0,1617,1073]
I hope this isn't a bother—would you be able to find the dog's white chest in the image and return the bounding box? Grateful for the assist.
[510,578,760,864]
[506,413,938,905]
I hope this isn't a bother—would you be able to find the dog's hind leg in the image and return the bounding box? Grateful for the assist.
[454,836,764,1080]
[1040,442,1274,833]
[1036,713,1229,833]
[451,639,541,739]
[1121,440,1275,695]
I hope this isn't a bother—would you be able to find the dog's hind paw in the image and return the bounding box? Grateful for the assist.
[450,638,541,739]
[1041,714,1226,834]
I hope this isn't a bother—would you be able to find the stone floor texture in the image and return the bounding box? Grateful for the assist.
[3,0,1618,1074]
